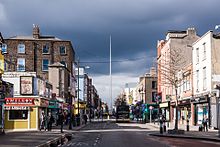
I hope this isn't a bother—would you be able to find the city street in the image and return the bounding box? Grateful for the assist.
[63,121,220,147]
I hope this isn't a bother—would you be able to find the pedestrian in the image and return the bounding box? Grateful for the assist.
[203,116,208,132]
[47,112,54,131]
[83,114,88,124]
[58,110,64,133]
[40,111,46,131]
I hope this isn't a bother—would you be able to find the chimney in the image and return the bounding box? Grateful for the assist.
[33,24,40,39]
[150,67,156,77]
[187,27,196,36]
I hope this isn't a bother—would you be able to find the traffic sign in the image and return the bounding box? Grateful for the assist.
[149,106,154,110]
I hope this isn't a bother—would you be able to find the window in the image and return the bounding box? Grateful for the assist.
[42,43,50,54]
[60,61,67,67]
[17,58,25,71]
[9,110,28,120]
[203,43,206,60]
[1,43,7,53]
[152,92,157,102]
[60,46,66,54]
[196,70,199,91]
[203,67,207,90]
[42,59,49,71]
[17,43,25,53]
[196,48,199,63]
[152,81,157,89]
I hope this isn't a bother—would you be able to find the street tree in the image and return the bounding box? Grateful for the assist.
[157,47,187,130]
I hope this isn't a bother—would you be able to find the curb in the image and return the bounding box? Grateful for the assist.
[36,124,88,147]
[149,133,220,142]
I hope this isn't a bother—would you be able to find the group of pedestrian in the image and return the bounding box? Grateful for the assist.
[39,111,55,132]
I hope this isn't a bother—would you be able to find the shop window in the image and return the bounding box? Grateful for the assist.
[9,110,28,120]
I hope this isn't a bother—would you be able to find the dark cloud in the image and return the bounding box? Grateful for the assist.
[1,0,220,102]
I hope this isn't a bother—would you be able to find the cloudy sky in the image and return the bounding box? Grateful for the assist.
[1,0,220,107]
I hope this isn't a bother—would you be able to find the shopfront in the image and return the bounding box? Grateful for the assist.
[159,102,170,121]
[4,97,49,131]
[191,96,210,126]
[178,99,191,125]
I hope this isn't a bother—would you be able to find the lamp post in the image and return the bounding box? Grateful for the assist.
[68,87,72,130]
[77,58,80,126]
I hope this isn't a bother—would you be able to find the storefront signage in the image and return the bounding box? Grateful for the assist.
[159,102,169,108]
[39,99,49,107]
[48,100,59,109]
[2,72,36,78]
[20,76,34,95]
[4,106,29,110]
[5,98,34,106]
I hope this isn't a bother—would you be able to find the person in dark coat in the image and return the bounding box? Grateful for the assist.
[47,112,54,131]
[58,111,64,133]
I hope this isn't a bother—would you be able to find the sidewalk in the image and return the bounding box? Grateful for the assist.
[0,124,87,147]
[147,122,220,142]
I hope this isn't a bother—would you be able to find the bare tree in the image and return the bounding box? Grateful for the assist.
[157,47,187,130]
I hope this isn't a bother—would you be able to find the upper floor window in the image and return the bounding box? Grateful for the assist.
[1,43,7,54]
[60,61,67,67]
[203,43,206,60]
[60,46,66,54]
[17,43,25,53]
[203,67,207,90]
[196,48,199,63]
[152,81,157,89]
[152,92,157,102]
[42,59,49,71]
[17,58,25,71]
[196,70,199,91]
[42,43,50,54]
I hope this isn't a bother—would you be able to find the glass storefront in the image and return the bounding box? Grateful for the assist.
[196,103,208,125]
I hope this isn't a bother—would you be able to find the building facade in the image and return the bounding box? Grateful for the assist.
[192,30,220,128]
[157,28,199,124]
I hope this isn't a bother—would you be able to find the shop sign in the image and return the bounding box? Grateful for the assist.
[5,98,35,106]
[48,100,58,109]
[4,106,29,110]
[20,76,34,95]
[159,102,169,108]
[39,99,49,107]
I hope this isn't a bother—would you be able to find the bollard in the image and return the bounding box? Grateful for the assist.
[160,119,163,134]
[186,119,189,131]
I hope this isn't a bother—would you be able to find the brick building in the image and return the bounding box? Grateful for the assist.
[3,25,75,80]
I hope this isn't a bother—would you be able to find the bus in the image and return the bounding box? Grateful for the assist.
[116,105,130,122]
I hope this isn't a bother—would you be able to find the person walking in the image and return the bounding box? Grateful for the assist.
[58,111,64,133]
[40,111,46,131]
[47,112,54,131]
